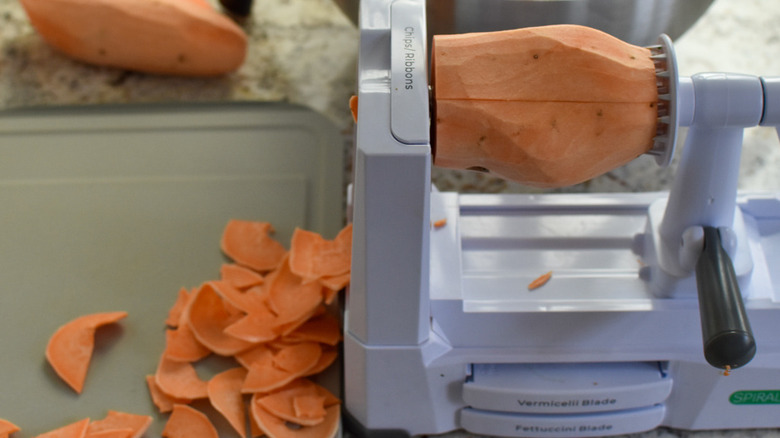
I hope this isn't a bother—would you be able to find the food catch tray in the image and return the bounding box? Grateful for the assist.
[0,102,345,437]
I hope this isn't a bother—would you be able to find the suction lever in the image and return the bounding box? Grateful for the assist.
[695,227,756,370]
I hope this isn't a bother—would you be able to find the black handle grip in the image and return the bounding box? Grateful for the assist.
[695,226,756,369]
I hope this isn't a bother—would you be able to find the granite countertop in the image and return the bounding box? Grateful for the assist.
[2,0,780,437]
[0,0,360,129]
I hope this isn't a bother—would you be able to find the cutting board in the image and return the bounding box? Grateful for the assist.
[0,102,345,437]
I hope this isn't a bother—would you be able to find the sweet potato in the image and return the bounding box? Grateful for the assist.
[161,405,218,438]
[289,225,352,284]
[163,324,211,363]
[221,220,287,272]
[0,419,20,437]
[221,263,265,290]
[146,375,191,414]
[432,25,658,187]
[19,0,247,76]
[250,396,339,438]
[207,367,248,438]
[528,271,553,291]
[45,311,128,394]
[183,282,255,356]
[85,429,132,438]
[87,411,151,438]
[154,356,209,400]
[255,379,338,427]
[34,418,90,438]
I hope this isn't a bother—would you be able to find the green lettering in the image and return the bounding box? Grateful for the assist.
[730,390,780,405]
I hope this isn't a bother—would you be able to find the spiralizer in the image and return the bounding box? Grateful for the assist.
[344,0,780,436]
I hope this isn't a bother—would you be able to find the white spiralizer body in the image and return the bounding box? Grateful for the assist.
[344,0,780,436]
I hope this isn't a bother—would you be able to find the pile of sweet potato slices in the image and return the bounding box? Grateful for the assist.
[2,219,351,438]
[150,219,351,438]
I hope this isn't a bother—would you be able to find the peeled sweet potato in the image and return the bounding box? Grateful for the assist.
[432,25,658,187]
[19,0,247,76]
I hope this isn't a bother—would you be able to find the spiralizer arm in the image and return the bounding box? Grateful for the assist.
[653,73,780,369]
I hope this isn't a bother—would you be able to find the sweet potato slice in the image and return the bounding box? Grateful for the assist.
[87,411,152,438]
[221,263,265,290]
[184,282,255,356]
[272,342,321,375]
[207,367,248,438]
[255,379,339,427]
[0,419,20,437]
[221,220,287,272]
[163,325,211,362]
[154,356,208,400]
[45,311,128,393]
[528,271,553,290]
[288,225,352,283]
[166,287,192,328]
[349,95,358,123]
[234,343,273,369]
[35,418,90,438]
[145,375,191,414]
[223,303,278,344]
[266,257,324,329]
[161,405,218,438]
[284,313,342,346]
[251,396,340,438]
[85,429,133,438]
[242,342,322,393]
[210,281,267,314]
[302,347,338,377]
[319,272,350,295]
[241,349,296,394]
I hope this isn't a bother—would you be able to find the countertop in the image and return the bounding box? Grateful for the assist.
[2,0,780,437]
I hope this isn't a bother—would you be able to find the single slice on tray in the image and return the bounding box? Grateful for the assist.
[45,311,128,393]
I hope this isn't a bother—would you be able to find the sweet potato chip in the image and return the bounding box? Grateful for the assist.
[242,350,297,394]
[224,304,278,344]
[35,418,90,438]
[163,325,211,362]
[221,263,265,290]
[161,405,218,438]
[266,257,323,329]
[87,411,151,438]
[145,375,191,414]
[45,311,128,393]
[255,379,339,427]
[154,356,208,400]
[184,282,255,356]
[207,367,248,438]
[165,288,192,328]
[288,224,352,283]
[0,419,20,437]
[302,347,338,377]
[284,313,341,346]
[272,342,321,375]
[221,220,287,272]
[251,396,340,438]
[85,429,133,438]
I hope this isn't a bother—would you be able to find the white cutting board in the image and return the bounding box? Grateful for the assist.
[0,102,345,437]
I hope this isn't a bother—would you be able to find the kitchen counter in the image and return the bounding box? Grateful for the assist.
[0,0,360,129]
[2,0,780,437]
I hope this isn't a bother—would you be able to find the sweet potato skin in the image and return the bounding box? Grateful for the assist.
[20,0,247,77]
[432,25,658,187]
